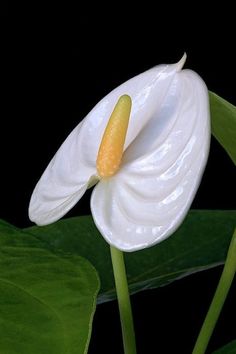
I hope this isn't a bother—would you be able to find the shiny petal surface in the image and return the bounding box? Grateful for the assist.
[29,56,186,226]
[91,69,210,251]
[29,122,99,225]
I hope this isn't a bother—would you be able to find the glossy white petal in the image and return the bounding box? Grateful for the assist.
[29,122,98,225]
[29,56,186,226]
[91,69,210,251]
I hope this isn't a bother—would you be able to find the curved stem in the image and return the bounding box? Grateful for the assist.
[192,228,236,354]
[110,246,137,354]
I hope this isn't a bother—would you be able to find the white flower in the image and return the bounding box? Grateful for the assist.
[29,54,210,252]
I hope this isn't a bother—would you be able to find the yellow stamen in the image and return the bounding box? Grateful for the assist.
[96,95,132,178]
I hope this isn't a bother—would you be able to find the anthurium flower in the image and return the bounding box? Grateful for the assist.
[29,54,210,251]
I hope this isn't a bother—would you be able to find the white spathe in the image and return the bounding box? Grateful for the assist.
[29,54,210,252]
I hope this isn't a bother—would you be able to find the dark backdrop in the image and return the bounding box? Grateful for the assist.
[1,11,235,354]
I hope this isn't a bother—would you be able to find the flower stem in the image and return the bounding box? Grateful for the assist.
[110,246,137,354]
[192,228,236,354]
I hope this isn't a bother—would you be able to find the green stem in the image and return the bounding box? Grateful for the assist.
[110,246,137,354]
[192,228,236,354]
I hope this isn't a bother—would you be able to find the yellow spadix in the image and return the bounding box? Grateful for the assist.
[96,95,132,178]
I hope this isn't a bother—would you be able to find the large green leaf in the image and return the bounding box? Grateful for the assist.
[0,220,100,354]
[210,91,236,165]
[212,340,236,354]
[25,210,236,303]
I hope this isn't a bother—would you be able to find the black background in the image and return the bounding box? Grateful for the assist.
[1,10,235,354]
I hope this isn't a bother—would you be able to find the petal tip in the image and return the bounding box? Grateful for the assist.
[176,52,187,72]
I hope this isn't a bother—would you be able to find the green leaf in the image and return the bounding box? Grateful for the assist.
[25,210,236,304]
[212,340,236,354]
[210,91,236,165]
[0,220,100,354]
